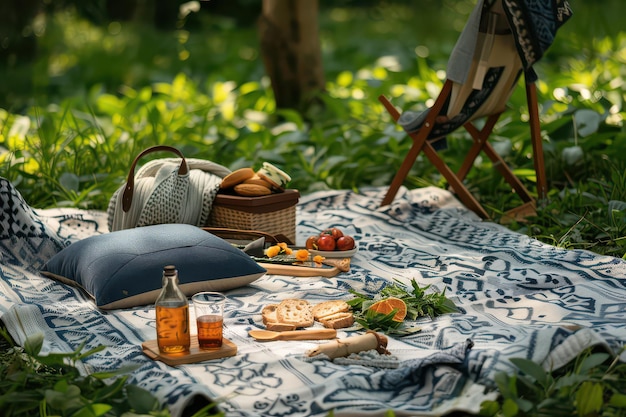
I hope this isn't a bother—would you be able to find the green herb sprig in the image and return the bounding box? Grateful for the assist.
[347,278,459,335]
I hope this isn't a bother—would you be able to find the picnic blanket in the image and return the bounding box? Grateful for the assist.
[2,177,626,417]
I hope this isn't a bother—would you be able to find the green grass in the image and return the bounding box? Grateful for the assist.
[0,326,175,416]
[0,1,625,258]
[480,347,626,417]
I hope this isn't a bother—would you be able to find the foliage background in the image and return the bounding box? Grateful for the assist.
[0,0,625,257]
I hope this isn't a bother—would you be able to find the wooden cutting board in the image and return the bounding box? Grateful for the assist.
[142,336,237,366]
[259,257,350,277]
[259,263,340,277]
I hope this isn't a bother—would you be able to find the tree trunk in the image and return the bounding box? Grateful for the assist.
[259,0,325,111]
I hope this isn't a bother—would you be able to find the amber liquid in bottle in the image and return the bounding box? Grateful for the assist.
[156,303,190,354]
[156,265,190,355]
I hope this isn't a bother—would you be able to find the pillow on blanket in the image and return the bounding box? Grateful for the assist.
[40,224,266,310]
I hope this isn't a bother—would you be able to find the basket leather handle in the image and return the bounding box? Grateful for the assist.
[122,145,189,212]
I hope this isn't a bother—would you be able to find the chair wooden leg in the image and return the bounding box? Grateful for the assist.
[421,141,490,218]
[482,141,533,203]
[458,113,500,181]
[463,110,535,204]
[380,132,427,207]
[379,81,454,208]
[526,81,548,201]
[501,200,537,224]
[378,95,427,207]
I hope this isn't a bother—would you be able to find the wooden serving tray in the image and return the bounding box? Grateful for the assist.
[142,336,237,366]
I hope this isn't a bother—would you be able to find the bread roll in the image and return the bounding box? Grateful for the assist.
[276,299,314,328]
[319,312,355,329]
[234,183,272,196]
[220,167,255,189]
[312,300,350,320]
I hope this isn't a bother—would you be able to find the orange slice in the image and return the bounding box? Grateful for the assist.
[369,297,407,322]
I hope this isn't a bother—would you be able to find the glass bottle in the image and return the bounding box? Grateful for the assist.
[155,265,190,354]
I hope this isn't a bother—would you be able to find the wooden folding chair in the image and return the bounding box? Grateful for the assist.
[379,0,553,221]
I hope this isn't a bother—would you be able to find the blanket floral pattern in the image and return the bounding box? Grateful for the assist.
[1,177,626,417]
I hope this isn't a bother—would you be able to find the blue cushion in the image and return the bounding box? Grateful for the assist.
[41,224,266,309]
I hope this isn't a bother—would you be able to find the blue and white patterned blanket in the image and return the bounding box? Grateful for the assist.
[2,178,626,417]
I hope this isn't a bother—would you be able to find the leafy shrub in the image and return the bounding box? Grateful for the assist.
[0,328,171,416]
[480,347,626,417]
[0,3,624,261]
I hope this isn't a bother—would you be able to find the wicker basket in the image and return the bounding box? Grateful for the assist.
[208,189,299,244]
